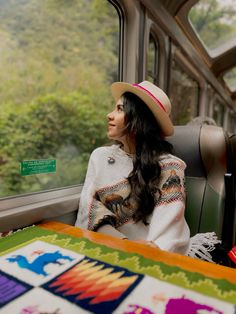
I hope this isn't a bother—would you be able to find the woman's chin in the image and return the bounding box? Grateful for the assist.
[107,132,117,141]
[107,133,113,140]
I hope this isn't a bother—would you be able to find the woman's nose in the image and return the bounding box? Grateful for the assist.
[107,111,113,120]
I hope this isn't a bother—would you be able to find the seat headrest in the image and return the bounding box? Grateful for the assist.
[168,125,227,193]
[200,125,227,194]
[167,125,205,177]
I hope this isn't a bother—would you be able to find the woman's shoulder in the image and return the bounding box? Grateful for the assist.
[159,153,186,170]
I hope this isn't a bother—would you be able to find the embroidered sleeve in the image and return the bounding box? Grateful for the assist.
[75,151,122,232]
[88,198,117,231]
[147,157,190,253]
[157,158,186,206]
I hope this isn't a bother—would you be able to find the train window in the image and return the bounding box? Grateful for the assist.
[213,101,225,127]
[169,58,199,125]
[189,0,236,57]
[227,114,236,134]
[0,0,120,198]
[147,32,159,84]
[206,84,215,117]
[223,67,236,92]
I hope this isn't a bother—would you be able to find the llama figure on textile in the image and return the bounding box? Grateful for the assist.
[7,250,74,276]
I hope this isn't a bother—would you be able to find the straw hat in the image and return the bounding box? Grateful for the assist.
[111,81,174,136]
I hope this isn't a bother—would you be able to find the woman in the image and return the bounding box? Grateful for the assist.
[75,81,221,261]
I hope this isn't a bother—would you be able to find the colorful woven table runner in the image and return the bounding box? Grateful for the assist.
[0,225,235,313]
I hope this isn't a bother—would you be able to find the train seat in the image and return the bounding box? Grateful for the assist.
[168,124,235,247]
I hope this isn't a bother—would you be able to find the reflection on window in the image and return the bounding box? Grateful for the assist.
[223,67,236,92]
[146,32,159,84]
[169,59,199,125]
[189,0,236,57]
[213,101,224,126]
[0,0,120,197]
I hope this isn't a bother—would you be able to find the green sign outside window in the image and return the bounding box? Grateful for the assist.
[20,159,56,176]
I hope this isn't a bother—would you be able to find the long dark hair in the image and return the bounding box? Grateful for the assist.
[122,92,173,224]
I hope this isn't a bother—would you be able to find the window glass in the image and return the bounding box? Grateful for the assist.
[0,0,120,197]
[189,0,236,57]
[169,58,199,125]
[146,32,159,84]
[223,67,236,92]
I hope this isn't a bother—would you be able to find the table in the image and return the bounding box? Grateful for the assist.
[0,221,235,313]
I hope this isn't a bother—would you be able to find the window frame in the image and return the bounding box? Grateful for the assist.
[145,15,169,91]
[146,31,159,84]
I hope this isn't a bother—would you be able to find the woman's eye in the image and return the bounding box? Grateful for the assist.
[117,105,124,112]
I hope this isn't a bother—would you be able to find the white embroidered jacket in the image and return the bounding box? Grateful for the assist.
[75,145,190,254]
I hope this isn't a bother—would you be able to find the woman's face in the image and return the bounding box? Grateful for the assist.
[107,97,126,142]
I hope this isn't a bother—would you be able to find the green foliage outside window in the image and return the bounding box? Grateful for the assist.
[0,0,119,197]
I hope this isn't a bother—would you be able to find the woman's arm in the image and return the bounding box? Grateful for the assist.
[147,156,190,254]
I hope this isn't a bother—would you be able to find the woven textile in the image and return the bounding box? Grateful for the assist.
[0,225,235,313]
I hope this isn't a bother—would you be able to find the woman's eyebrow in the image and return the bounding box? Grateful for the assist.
[116,103,124,108]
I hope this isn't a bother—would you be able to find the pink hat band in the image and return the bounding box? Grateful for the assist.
[132,84,166,113]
